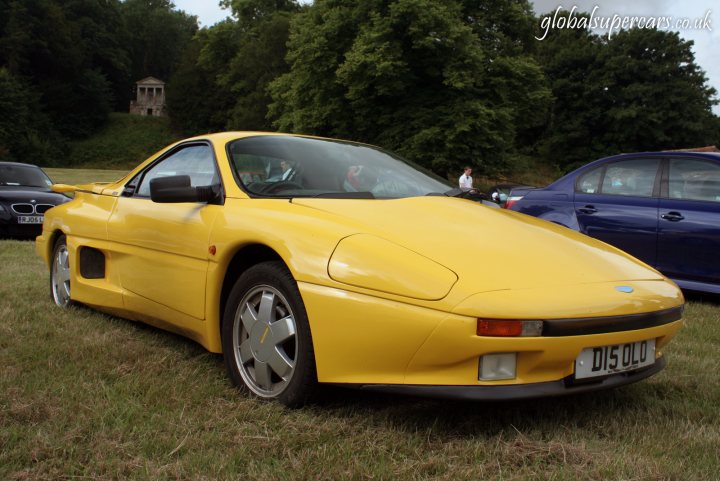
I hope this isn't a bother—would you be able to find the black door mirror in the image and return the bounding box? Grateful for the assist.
[149,175,220,203]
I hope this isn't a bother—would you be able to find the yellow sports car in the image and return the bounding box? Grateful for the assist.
[36,133,684,406]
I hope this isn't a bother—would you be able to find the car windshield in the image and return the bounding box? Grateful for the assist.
[227,135,452,198]
[0,164,52,188]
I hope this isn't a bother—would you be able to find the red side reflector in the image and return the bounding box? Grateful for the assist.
[477,319,523,337]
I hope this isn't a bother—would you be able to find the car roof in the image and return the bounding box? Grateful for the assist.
[546,151,720,190]
[598,151,720,162]
[183,131,336,145]
[0,161,41,168]
[576,151,720,174]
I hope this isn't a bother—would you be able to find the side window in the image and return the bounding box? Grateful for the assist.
[576,167,602,194]
[600,158,659,197]
[136,144,217,197]
[668,158,720,203]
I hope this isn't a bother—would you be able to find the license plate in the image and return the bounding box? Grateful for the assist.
[575,339,656,379]
[17,216,43,224]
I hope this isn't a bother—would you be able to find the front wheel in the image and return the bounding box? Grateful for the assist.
[222,261,317,407]
[50,234,73,307]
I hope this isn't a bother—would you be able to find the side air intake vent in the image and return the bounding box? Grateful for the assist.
[79,247,105,279]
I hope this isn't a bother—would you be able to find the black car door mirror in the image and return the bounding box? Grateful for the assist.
[149,175,219,203]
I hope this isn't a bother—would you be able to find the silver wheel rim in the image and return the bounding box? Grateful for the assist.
[232,285,298,397]
[51,244,71,307]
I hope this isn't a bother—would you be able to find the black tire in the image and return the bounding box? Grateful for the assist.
[50,234,74,307]
[222,261,318,407]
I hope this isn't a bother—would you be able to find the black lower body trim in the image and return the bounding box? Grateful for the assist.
[355,357,665,401]
[542,306,683,336]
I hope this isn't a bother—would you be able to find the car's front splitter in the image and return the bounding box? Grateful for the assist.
[354,356,665,401]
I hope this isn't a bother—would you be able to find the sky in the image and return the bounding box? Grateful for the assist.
[173,0,719,114]
[172,0,230,27]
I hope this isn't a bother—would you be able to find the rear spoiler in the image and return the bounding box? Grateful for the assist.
[52,183,111,195]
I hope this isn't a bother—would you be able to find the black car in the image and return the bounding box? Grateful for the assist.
[0,162,70,238]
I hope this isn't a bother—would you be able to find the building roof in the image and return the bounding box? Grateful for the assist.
[136,76,165,85]
[664,145,719,153]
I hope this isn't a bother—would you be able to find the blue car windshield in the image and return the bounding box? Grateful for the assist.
[0,164,52,188]
[227,135,451,198]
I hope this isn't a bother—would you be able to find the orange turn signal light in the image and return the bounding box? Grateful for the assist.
[477,319,543,337]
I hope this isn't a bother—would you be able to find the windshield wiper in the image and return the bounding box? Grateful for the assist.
[312,191,375,199]
[428,188,488,201]
[428,188,472,198]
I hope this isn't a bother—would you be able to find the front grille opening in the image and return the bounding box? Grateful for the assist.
[11,204,33,214]
[35,204,54,214]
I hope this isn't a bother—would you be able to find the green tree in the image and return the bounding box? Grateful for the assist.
[269,0,551,176]
[220,0,298,22]
[168,0,300,134]
[536,17,720,170]
[598,29,718,155]
[166,28,235,135]
[0,68,60,163]
[120,0,198,105]
[63,0,131,111]
[0,0,125,137]
[535,14,607,170]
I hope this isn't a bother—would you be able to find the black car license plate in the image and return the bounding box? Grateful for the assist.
[17,216,44,224]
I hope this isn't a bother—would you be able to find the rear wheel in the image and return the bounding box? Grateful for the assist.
[50,235,73,307]
[222,261,317,407]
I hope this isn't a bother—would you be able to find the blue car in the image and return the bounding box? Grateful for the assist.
[509,152,720,294]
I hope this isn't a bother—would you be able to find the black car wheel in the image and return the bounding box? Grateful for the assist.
[222,261,317,407]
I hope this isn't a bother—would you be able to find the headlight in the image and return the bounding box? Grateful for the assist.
[328,234,458,300]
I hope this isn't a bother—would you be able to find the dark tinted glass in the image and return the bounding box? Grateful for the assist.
[227,136,451,198]
[668,158,720,203]
[576,167,602,194]
[0,164,52,188]
[600,158,659,197]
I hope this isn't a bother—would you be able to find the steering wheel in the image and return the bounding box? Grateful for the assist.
[262,180,305,194]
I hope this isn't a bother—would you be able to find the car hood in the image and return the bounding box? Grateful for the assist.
[0,187,69,204]
[291,196,665,295]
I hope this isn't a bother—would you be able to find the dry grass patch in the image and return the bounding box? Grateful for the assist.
[1,238,719,481]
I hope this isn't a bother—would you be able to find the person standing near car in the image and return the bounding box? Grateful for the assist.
[459,166,473,191]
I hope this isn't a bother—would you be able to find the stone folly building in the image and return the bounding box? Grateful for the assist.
[129,77,166,117]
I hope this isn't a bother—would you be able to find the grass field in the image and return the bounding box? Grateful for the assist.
[66,113,180,170]
[44,167,130,185]
[1,171,720,480]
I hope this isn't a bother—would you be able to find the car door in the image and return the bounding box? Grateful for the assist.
[573,157,661,266]
[657,156,720,286]
[107,142,222,321]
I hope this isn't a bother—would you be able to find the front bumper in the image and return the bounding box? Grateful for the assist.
[299,281,683,387]
[357,356,665,401]
[0,221,43,238]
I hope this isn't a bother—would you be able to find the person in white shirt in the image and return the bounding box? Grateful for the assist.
[280,160,294,180]
[459,166,473,191]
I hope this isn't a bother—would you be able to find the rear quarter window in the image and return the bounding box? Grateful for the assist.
[576,167,602,194]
